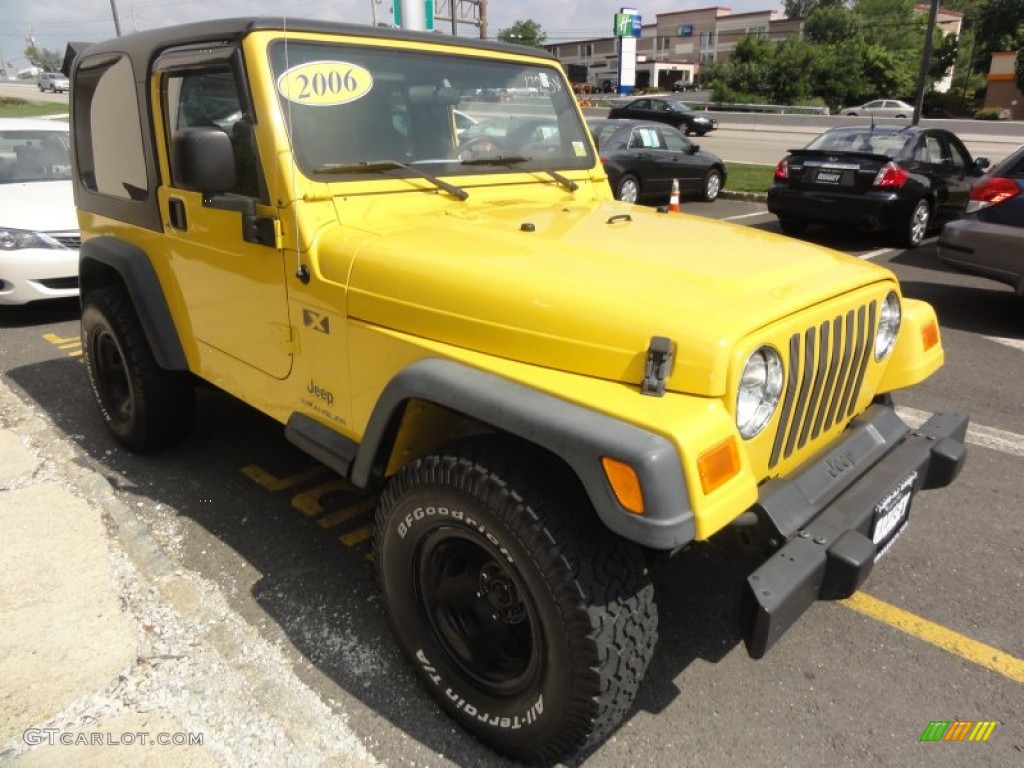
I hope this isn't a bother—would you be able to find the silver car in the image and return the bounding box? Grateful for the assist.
[938,145,1024,295]
[37,72,69,93]
[839,99,913,118]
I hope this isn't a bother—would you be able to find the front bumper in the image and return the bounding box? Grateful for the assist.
[0,246,80,305]
[743,405,967,658]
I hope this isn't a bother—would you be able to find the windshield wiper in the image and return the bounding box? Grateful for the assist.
[461,156,579,192]
[313,160,468,200]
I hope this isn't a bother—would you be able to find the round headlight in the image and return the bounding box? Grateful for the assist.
[736,346,784,439]
[875,291,901,361]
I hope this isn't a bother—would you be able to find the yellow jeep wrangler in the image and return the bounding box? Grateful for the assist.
[71,18,967,761]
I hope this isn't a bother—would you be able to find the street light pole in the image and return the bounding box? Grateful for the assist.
[912,0,940,125]
[109,0,122,37]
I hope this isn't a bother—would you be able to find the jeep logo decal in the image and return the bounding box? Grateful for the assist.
[277,61,373,106]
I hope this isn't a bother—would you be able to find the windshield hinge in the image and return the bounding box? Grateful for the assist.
[641,336,674,397]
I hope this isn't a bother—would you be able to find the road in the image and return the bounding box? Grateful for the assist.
[0,80,69,104]
[1,196,1021,766]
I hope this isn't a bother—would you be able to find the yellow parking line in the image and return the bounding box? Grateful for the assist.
[317,497,376,529]
[339,525,373,547]
[239,464,328,492]
[843,592,1024,684]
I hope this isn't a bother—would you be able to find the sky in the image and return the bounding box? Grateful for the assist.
[1,0,784,69]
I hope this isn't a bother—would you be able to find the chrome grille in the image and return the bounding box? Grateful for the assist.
[768,300,877,469]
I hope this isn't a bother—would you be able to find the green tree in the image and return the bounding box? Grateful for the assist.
[783,0,848,18]
[497,20,547,48]
[24,42,62,72]
[929,33,959,82]
[805,6,861,44]
[975,0,1024,54]
[783,0,822,17]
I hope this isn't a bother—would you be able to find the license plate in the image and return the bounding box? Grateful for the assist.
[816,170,843,184]
[872,471,917,558]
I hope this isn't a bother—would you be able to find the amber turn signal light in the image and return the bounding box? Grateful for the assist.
[921,320,939,351]
[697,437,740,495]
[601,457,645,515]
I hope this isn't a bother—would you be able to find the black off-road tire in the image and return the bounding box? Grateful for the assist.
[374,439,657,763]
[81,287,195,452]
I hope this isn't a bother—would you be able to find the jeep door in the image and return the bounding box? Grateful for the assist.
[155,61,292,380]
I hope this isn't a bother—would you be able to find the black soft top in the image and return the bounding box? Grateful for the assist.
[73,17,552,79]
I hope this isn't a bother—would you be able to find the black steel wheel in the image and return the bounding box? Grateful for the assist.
[82,287,194,451]
[374,439,656,762]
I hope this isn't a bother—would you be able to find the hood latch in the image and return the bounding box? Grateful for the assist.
[641,336,674,397]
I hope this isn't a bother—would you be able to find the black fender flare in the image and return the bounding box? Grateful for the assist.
[79,237,188,371]
[352,358,696,550]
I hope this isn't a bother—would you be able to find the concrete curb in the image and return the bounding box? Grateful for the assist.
[0,378,376,766]
[720,190,768,203]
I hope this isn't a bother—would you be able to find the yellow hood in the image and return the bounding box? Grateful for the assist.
[326,198,893,397]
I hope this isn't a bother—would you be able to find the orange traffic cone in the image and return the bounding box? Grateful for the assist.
[669,178,680,213]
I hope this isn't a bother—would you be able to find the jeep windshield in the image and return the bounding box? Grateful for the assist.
[270,41,594,180]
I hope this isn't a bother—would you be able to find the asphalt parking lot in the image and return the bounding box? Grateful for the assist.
[1,198,1021,767]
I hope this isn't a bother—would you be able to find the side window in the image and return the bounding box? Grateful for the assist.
[947,136,970,171]
[633,127,662,149]
[632,99,650,110]
[658,127,689,153]
[164,69,263,199]
[920,135,943,165]
[73,54,149,200]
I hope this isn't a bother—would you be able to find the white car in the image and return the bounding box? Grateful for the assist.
[0,118,79,305]
[839,99,914,118]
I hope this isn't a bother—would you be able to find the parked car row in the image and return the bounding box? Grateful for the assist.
[2,109,1019,307]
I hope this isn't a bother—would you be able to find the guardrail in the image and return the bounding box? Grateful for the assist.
[593,94,830,116]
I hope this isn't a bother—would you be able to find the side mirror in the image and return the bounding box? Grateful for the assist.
[172,127,236,193]
[689,144,700,155]
[974,157,990,174]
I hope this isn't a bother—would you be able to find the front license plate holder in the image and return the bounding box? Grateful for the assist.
[871,471,917,559]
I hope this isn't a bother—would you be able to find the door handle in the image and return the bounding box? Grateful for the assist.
[168,198,187,230]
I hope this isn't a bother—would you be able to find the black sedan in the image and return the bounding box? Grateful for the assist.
[607,97,718,136]
[938,144,1024,294]
[588,118,726,204]
[767,125,990,247]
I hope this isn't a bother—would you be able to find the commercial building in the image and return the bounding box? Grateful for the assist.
[546,5,962,93]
